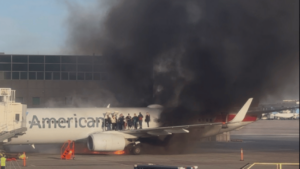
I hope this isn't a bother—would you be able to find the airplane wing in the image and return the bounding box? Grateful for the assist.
[119,122,223,136]
[113,98,254,137]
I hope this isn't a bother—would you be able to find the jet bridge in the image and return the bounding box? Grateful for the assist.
[0,88,27,143]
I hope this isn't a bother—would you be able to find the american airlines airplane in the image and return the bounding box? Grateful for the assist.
[273,110,299,120]
[4,98,295,155]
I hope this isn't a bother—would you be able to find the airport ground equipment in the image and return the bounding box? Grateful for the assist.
[242,163,299,169]
[240,148,244,161]
[61,140,75,160]
[0,88,27,143]
[134,164,198,169]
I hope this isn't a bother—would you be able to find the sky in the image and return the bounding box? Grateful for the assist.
[0,0,96,55]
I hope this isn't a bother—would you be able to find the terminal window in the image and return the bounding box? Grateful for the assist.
[12,72,19,79]
[78,64,92,72]
[93,65,104,72]
[29,64,44,71]
[77,73,84,80]
[37,72,44,80]
[86,73,92,80]
[62,56,76,63]
[16,97,23,103]
[46,64,60,71]
[32,97,40,105]
[62,64,76,71]
[69,72,76,80]
[29,72,36,80]
[0,56,11,62]
[45,72,52,80]
[61,72,68,80]
[45,56,60,63]
[12,55,27,63]
[20,72,27,79]
[53,72,60,80]
[0,64,11,71]
[12,64,27,71]
[29,56,44,63]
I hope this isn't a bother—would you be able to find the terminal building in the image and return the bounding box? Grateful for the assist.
[0,54,114,108]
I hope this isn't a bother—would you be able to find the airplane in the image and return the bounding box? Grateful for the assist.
[2,98,297,155]
[273,110,299,120]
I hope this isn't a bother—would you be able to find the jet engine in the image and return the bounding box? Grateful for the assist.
[87,133,126,151]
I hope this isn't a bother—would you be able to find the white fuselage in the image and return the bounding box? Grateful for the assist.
[274,112,298,119]
[7,107,162,144]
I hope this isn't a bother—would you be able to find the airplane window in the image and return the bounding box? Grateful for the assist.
[210,119,213,122]
[206,119,208,122]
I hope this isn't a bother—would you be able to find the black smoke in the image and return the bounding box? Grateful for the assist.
[64,0,299,126]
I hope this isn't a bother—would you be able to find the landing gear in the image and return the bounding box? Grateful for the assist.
[124,143,142,155]
[132,144,142,155]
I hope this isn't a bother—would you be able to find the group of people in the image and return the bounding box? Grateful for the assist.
[1,153,27,169]
[104,112,150,130]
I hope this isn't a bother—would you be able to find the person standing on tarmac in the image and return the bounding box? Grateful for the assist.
[132,114,138,129]
[138,112,144,129]
[1,154,6,169]
[111,115,117,130]
[145,113,151,127]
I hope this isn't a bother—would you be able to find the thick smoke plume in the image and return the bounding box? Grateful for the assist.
[64,0,299,127]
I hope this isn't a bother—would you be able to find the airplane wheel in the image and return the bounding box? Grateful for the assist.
[132,144,142,155]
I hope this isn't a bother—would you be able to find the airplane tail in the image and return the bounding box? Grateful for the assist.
[229,98,253,123]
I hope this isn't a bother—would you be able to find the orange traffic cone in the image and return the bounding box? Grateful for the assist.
[23,152,26,166]
[240,148,244,161]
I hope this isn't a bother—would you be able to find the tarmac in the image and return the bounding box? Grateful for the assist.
[4,120,299,169]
